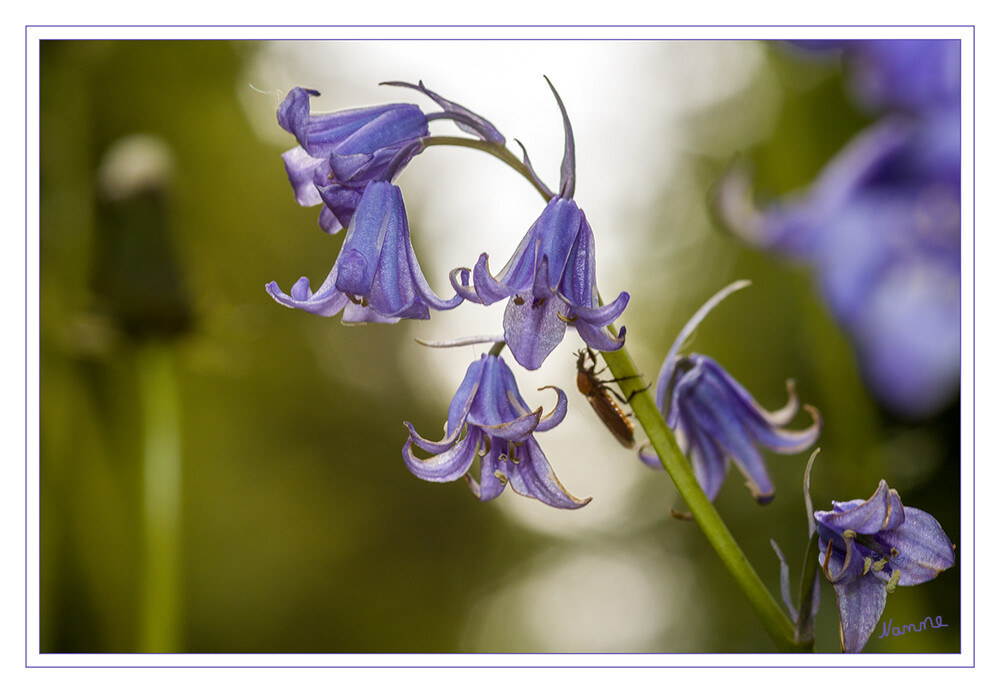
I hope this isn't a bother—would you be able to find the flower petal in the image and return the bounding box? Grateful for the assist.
[833,574,887,653]
[504,437,591,509]
[478,407,542,442]
[745,404,823,453]
[881,506,956,586]
[317,190,356,234]
[403,426,481,483]
[333,182,394,298]
[679,409,730,502]
[403,234,464,312]
[340,300,401,324]
[676,364,775,503]
[464,252,520,305]
[569,290,629,325]
[815,480,905,535]
[532,199,581,292]
[402,420,463,456]
[533,386,568,433]
[281,146,325,207]
[694,359,821,452]
[444,355,487,436]
[266,269,349,318]
[574,320,627,353]
[331,106,428,157]
[759,379,802,427]
[503,292,567,370]
[467,442,508,502]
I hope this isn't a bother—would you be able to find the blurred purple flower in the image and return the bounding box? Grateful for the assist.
[784,40,960,115]
[815,480,955,652]
[717,40,960,418]
[640,281,821,503]
[278,86,430,233]
[718,119,959,417]
[403,353,589,509]
[266,181,461,322]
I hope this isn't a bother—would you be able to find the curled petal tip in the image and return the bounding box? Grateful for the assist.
[534,385,568,432]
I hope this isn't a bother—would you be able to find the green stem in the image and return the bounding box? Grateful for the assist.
[601,346,809,652]
[427,133,807,651]
[420,136,554,202]
[136,342,183,652]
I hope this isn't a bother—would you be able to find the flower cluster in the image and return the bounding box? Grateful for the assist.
[814,480,955,652]
[265,65,958,653]
[640,281,821,503]
[267,79,626,507]
[716,40,961,418]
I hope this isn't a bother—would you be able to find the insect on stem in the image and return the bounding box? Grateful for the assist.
[575,347,646,449]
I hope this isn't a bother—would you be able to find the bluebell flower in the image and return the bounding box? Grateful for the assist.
[717,115,960,418]
[277,86,430,234]
[266,181,461,322]
[403,353,589,509]
[717,39,960,418]
[449,79,628,370]
[814,480,955,652]
[640,281,821,503]
[451,197,629,370]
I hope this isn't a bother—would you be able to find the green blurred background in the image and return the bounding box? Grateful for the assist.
[38,39,961,654]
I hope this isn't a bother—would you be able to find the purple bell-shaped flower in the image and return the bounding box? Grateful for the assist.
[266,181,462,322]
[403,353,588,509]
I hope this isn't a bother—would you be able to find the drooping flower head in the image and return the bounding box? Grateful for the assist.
[815,480,955,652]
[403,353,589,509]
[277,82,506,234]
[639,281,821,503]
[449,79,628,370]
[278,86,430,233]
[266,180,461,322]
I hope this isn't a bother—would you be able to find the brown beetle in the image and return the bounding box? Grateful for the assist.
[575,347,639,449]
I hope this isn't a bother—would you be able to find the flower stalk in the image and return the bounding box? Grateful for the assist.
[445,128,810,651]
[421,136,554,201]
[136,342,183,652]
[601,344,810,652]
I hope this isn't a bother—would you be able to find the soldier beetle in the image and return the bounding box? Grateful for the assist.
[575,347,643,449]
